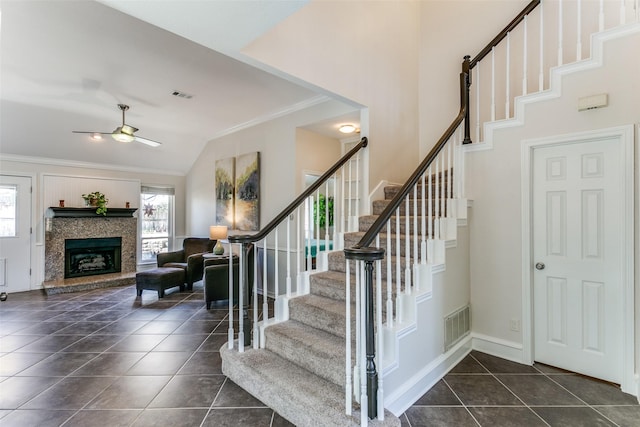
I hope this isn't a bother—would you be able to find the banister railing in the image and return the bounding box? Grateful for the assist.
[226,136,368,348]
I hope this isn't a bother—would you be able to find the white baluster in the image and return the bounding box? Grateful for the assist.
[348,160,353,229]
[395,208,402,322]
[345,258,352,416]
[296,206,301,293]
[355,152,360,221]
[333,172,338,244]
[435,159,440,240]
[262,237,268,342]
[375,253,384,421]
[325,181,330,246]
[341,167,346,236]
[315,190,320,259]
[505,31,511,119]
[475,63,481,141]
[428,165,433,246]
[359,261,367,427]
[440,153,445,225]
[523,15,528,96]
[413,186,418,268]
[599,0,605,31]
[448,143,453,214]
[491,47,496,121]
[421,173,426,264]
[228,242,235,350]
[577,0,582,61]
[404,196,411,294]
[558,0,564,66]
[620,0,626,25]
[286,220,291,299]
[539,1,545,91]
[238,244,244,352]
[386,220,393,327]
[253,242,259,349]
[306,197,312,271]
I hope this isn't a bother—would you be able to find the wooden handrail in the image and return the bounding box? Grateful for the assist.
[469,0,541,69]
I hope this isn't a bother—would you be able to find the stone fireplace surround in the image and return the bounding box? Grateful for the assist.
[44,209,137,294]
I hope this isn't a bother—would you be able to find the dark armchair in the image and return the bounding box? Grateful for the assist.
[157,237,215,290]
[204,245,254,309]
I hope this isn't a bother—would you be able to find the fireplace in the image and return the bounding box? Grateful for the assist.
[65,237,122,279]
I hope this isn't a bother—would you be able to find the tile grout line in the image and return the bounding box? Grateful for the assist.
[468,353,551,427]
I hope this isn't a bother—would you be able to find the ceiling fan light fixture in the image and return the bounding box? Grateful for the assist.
[339,124,357,134]
[90,133,103,141]
[112,128,135,143]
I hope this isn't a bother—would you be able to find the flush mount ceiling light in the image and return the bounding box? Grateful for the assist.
[339,124,357,134]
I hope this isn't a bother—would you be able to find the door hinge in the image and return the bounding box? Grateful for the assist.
[29,268,32,276]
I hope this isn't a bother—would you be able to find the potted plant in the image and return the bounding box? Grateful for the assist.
[82,191,108,215]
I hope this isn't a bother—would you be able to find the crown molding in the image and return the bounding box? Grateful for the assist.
[0,153,186,176]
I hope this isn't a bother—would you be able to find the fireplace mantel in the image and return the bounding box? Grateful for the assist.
[50,207,138,218]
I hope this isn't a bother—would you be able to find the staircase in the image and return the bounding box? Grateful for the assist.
[220,183,437,426]
[221,2,640,424]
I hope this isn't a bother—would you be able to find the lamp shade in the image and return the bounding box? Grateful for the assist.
[209,225,228,240]
[210,225,228,255]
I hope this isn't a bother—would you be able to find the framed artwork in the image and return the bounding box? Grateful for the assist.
[234,152,260,231]
[215,157,235,228]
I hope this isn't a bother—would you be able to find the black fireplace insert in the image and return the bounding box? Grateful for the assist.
[65,237,122,279]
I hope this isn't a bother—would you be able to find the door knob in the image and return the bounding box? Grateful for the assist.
[535,262,545,270]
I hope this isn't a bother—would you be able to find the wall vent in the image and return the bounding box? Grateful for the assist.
[444,305,471,351]
[171,90,193,99]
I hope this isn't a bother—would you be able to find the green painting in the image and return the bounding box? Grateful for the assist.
[234,152,260,231]
[215,157,235,228]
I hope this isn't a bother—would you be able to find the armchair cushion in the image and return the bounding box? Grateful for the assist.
[157,237,215,290]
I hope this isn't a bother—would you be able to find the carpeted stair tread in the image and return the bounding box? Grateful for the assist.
[221,344,400,426]
[265,319,348,387]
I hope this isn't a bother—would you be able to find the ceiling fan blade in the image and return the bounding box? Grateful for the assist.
[72,131,111,135]
[134,135,162,147]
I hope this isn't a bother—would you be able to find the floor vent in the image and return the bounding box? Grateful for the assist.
[444,305,470,351]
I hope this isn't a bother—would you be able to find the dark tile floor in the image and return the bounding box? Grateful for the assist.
[0,284,638,427]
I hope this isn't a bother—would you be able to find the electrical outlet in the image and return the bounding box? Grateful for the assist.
[510,318,520,332]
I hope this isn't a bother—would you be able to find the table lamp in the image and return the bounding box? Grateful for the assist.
[209,225,228,255]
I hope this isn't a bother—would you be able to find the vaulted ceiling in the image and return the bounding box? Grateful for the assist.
[0,0,359,175]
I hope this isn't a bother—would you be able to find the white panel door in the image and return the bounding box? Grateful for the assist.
[533,138,623,383]
[0,175,32,293]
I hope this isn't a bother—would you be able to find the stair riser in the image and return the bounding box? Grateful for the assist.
[359,215,439,234]
[310,272,400,303]
[372,200,449,216]
[343,233,427,259]
[289,298,351,339]
[384,186,453,201]
[264,326,347,387]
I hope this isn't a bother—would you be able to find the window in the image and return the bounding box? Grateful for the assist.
[0,185,17,237]
[140,186,174,264]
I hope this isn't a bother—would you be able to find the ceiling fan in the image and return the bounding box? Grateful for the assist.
[72,104,162,147]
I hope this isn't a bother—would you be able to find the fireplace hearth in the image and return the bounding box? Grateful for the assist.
[65,237,122,279]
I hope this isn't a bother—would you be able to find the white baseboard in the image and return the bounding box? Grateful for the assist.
[384,336,472,416]
[471,332,525,364]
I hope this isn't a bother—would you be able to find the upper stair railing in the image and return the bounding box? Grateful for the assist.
[226,136,368,350]
[346,0,639,424]
[466,0,639,144]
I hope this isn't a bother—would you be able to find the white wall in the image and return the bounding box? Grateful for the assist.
[242,0,420,193]
[186,100,356,236]
[0,157,186,288]
[295,127,341,194]
[465,31,639,368]
[419,0,526,156]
